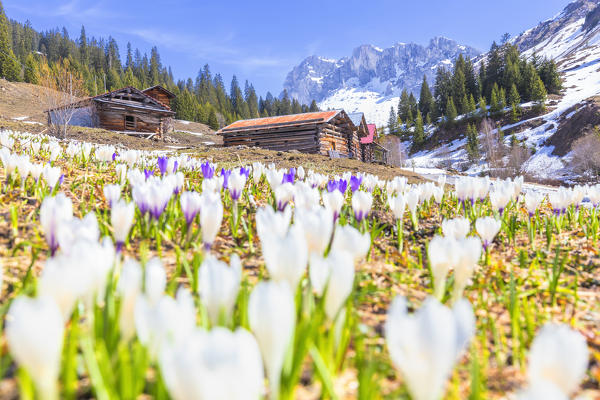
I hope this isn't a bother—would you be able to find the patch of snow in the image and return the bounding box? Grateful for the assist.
[12,116,29,121]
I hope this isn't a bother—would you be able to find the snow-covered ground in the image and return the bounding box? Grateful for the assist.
[318,88,399,127]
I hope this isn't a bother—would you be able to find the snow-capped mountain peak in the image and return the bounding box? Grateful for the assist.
[283,37,481,124]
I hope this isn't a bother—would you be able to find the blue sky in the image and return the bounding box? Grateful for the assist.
[5,0,572,97]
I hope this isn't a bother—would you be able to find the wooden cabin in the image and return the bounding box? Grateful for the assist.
[142,85,176,109]
[218,110,362,159]
[45,86,176,136]
[348,112,369,161]
[360,124,389,164]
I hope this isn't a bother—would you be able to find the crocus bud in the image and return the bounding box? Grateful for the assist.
[524,324,588,397]
[309,250,355,320]
[295,206,333,256]
[228,169,247,201]
[330,224,370,263]
[249,281,295,399]
[199,192,223,250]
[385,296,474,400]
[145,258,167,305]
[441,217,471,239]
[388,194,406,220]
[262,224,308,290]
[180,191,202,225]
[42,165,62,190]
[117,259,143,341]
[198,254,242,326]
[56,212,99,253]
[111,200,135,251]
[256,206,292,245]
[40,193,73,255]
[352,190,373,222]
[6,296,64,400]
[475,216,502,249]
[322,190,345,221]
[428,235,457,300]
[160,327,264,400]
[103,184,121,207]
[524,191,544,217]
[275,182,295,211]
[452,237,482,301]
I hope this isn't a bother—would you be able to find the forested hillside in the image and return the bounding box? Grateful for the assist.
[0,0,317,129]
[387,39,562,152]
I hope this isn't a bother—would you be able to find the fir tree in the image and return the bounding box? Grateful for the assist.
[309,100,319,112]
[508,83,520,107]
[413,110,425,145]
[467,94,477,114]
[207,107,219,130]
[490,84,501,113]
[478,96,487,117]
[531,75,547,111]
[466,123,479,161]
[388,106,397,135]
[445,97,457,123]
[23,53,38,84]
[418,75,435,117]
[510,104,520,123]
[0,0,20,81]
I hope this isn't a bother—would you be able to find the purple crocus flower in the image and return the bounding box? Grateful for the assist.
[282,168,295,184]
[157,156,168,176]
[349,175,362,192]
[173,160,179,173]
[337,179,348,194]
[221,168,232,189]
[144,169,154,179]
[112,152,117,161]
[201,162,215,179]
[58,174,64,186]
[327,180,338,193]
[240,166,250,179]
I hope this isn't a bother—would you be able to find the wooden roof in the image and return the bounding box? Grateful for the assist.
[142,85,177,99]
[46,86,175,114]
[220,110,342,132]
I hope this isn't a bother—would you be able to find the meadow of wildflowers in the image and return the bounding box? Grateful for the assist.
[0,129,598,399]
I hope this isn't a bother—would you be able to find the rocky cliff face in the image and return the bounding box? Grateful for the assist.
[283,37,481,105]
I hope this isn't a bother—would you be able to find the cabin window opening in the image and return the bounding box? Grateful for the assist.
[125,115,136,130]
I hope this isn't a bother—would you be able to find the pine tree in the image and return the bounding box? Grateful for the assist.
[445,97,457,123]
[398,89,411,121]
[0,0,20,81]
[467,94,477,114]
[309,100,319,112]
[490,84,500,113]
[538,58,561,94]
[510,104,520,123]
[418,75,435,117]
[452,67,467,114]
[413,110,425,145]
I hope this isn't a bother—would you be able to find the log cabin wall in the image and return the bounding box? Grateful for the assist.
[143,88,172,109]
[222,124,321,153]
[95,102,171,134]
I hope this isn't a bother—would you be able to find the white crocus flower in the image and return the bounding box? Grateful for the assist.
[103,184,121,207]
[40,193,73,255]
[297,165,305,180]
[388,193,406,220]
[256,206,292,244]
[249,281,295,399]
[352,190,373,222]
[160,327,264,400]
[295,206,333,256]
[42,165,62,190]
[56,212,99,253]
[199,192,223,250]
[406,189,420,226]
[262,224,308,290]
[452,237,482,301]
[523,323,589,398]
[475,216,502,249]
[490,187,512,214]
[322,189,345,220]
[274,182,294,211]
[115,164,128,183]
[441,217,471,239]
[117,259,143,341]
[524,191,544,217]
[111,200,135,250]
[330,224,370,263]
[144,257,167,305]
[198,254,242,326]
[428,235,457,300]
[6,296,64,400]
[309,250,355,320]
[385,296,475,400]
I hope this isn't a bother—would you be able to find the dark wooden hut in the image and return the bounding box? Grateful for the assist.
[46,86,176,136]
[218,110,362,159]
